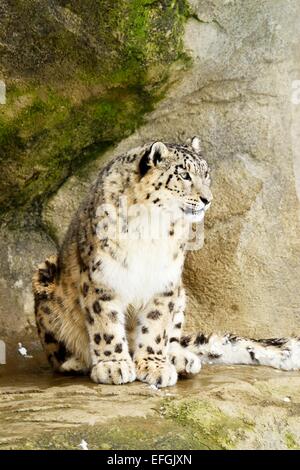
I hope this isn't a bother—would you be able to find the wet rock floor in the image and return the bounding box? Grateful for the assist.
[1,341,300,450]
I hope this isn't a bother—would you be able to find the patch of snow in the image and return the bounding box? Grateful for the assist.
[14,279,23,289]
[149,384,160,391]
[79,439,88,450]
[18,343,33,358]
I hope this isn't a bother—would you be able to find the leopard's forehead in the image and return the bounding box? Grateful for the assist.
[165,143,209,175]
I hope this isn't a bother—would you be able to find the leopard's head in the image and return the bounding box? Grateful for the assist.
[136,137,212,223]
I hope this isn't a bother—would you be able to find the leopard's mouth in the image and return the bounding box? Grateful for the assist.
[183,206,204,215]
[182,205,205,222]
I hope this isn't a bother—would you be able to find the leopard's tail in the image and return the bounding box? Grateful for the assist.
[181,332,300,371]
[32,254,59,299]
[32,255,68,371]
[33,256,89,374]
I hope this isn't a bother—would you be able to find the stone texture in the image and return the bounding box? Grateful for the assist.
[0,225,56,339]
[3,0,300,339]
[43,0,300,338]
[1,349,300,450]
[0,0,189,335]
[1,0,300,451]
[0,0,188,219]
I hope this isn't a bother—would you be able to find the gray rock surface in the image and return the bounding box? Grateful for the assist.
[0,226,56,339]
[1,0,300,451]
[0,0,299,361]
[43,0,300,337]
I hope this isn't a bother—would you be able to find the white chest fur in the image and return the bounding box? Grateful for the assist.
[95,237,183,308]
[92,208,186,308]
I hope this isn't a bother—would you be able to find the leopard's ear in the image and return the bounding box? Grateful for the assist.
[139,141,168,177]
[186,136,202,153]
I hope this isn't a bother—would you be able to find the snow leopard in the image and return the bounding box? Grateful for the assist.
[33,137,300,387]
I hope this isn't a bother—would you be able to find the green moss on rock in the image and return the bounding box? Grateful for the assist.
[285,432,299,450]
[0,0,190,222]
[161,398,253,450]
[1,398,254,450]
[3,416,208,450]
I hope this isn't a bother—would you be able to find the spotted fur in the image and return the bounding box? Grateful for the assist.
[180,333,300,371]
[33,137,300,388]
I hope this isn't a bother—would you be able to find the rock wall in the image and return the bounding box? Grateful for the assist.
[0,0,189,338]
[0,0,189,219]
[1,0,300,339]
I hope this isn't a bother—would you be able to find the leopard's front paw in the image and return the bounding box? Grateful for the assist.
[135,357,177,388]
[169,345,201,376]
[91,357,136,385]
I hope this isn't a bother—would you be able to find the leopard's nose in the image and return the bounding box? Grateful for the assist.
[200,197,209,206]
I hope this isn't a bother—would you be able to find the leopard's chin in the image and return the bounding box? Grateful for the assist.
[182,206,205,223]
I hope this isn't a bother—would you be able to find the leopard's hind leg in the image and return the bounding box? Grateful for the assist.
[32,255,88,374]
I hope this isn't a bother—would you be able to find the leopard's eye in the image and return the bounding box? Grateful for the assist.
[204,171,209,178]
[180,172,191,181]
